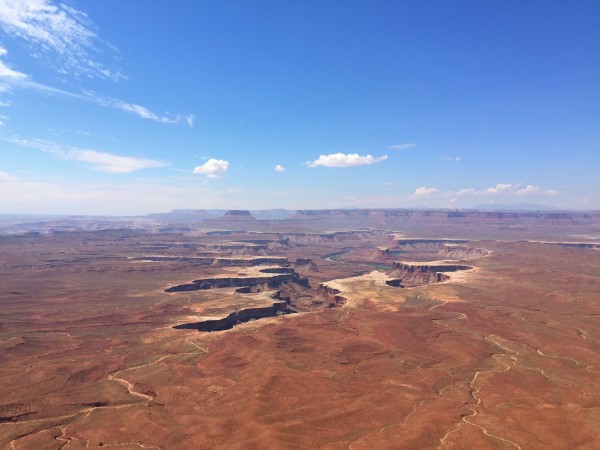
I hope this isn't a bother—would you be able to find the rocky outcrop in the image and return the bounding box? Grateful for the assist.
[386,262,472,287]
[375,240,489,262]
[311,284,347,308]
[438,246,490,259]
[291,258,319,275]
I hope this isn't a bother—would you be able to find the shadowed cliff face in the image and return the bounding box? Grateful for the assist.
[173,301,294,332]
[165,271,309,292]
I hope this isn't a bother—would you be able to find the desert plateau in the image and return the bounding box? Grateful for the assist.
[1,209,599,449]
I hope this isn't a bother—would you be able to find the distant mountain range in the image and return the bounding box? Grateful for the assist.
[470,203,558,211]
[145,209,295,222]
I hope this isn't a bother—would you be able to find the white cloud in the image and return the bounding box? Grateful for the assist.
[0,36,191,127]
[67,149,166,173]
[441,156,461,162]
[4,135,167,173]
[484,183,515,194]
[388,143,416,150]
[193,158,229,178]
[274,164,285,172]
[0,53,27,79]
[411,183,559,201]
[412,186,439,198]
[108,98,194,126]
[0,4,192,127]
[114,102,164,122]
[515,184,558,196]
[307,153,388,168]
[0,57,193,125]
[0,0,122,80]
[0,99,12,106]
[455,188,475,196]
[516,184,540,195]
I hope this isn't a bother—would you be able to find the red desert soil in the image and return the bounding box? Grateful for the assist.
[1,228,600,449]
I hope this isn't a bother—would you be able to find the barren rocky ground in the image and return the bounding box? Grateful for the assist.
[1,214,599,449]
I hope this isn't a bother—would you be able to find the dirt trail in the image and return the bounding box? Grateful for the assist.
[2,338,207,449]
[437,334,522,449]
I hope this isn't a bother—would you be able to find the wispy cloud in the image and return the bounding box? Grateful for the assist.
[0,46,27,79]
[411,183,558,199]
[388,143,416,150]
[0,8,193,126]
[102,97,194,126]
[0,0,122,80]
[515,184,539,195]
[5,136,167,173]
[274,164,285,172]
[68,149,167,173]
[440,156,461,162]
[455,188,476,196]
[0,49,193,125]
[193,158,229,178]
[412,186,439,198]
[484,183,514,194]
[307,153,387,168]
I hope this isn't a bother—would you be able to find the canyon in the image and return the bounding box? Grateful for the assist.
[0,209,599,448]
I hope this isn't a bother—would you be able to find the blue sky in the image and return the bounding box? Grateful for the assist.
[0,0,598,215]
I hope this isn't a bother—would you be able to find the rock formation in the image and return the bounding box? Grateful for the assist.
[312,284,347,308]
[386,262,472,287]
[220,210,257,220]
